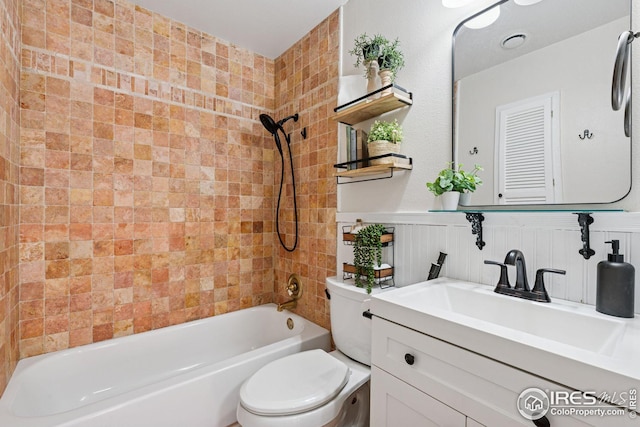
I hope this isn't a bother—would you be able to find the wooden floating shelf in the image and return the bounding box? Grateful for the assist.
[333,91,413,125]
[342,232,394,244]
[343,263,394,278]
[334,162,412,178]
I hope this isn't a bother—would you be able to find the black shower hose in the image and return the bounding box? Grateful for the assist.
[276,131,298,252]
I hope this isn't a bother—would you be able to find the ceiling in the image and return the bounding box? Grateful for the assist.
[128,0,348,59]
[454,0,629,79]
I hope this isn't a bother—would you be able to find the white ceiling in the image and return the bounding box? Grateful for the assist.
[128,0,348,59]
[454,0,630,79]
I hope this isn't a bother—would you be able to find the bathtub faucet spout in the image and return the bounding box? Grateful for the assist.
[277,299,297,312]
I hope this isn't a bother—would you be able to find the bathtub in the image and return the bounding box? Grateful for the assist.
[0,304,330,427]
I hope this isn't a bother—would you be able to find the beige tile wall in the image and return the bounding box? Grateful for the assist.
[18,0,280,358]
[273,11,340,330]
[0,0,20,395]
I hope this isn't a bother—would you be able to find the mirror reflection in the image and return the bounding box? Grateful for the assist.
[453,0,631,206]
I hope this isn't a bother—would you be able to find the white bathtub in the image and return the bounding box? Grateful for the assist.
[0,304,330,427]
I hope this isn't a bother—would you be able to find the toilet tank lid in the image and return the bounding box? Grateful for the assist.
[239,349,349,416]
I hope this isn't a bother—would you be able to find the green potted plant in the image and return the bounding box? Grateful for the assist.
[353,223,387,294]
[457,164,483,205]
[349,33,389,77]
[426,163,483,209]
[367,119,403,165]
[377,38,405,92]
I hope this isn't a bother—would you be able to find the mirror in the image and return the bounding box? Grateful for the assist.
[453,0,631,206]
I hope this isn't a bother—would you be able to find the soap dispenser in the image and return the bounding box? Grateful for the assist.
[596,240,635,318]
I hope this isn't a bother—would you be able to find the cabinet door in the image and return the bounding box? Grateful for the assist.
[371,366,466,427]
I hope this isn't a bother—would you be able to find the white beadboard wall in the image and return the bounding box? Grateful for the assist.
[337,212,640,314]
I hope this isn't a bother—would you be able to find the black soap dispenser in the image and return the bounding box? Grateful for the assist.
[596,240,635,318]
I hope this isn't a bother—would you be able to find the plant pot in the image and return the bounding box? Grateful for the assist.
[368,140,400,165]
[459,191,472,206]
[440,191,460,211]
[365,60,379,95]
[378,69,393,95]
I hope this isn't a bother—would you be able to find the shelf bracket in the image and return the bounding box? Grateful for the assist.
[575,213,595,260]
[465,212,486,250]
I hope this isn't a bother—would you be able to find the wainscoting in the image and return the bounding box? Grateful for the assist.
[337,211,640,314]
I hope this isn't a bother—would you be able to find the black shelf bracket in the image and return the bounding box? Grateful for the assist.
[465,212,486,250]
[575,213,595,260]
[333,154,412,184]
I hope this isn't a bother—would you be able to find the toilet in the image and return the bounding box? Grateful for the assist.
[236,276,388,427]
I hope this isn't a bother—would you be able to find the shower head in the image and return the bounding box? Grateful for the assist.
[260,113,300,156]
[260,113,283,156]
[260,113,280,135]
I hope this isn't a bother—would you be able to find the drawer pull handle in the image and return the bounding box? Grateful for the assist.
[533,415,550,427]
[404,353,415,365]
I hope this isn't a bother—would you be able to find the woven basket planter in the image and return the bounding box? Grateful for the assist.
[367,140,400,165]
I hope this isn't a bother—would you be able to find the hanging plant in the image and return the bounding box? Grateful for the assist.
[353,223,387,293]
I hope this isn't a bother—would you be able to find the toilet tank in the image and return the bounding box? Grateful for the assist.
[325,277,394,366]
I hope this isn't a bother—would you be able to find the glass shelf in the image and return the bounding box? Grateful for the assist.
[429,209,624,213]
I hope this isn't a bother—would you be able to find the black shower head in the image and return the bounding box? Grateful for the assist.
[260,113,300,156]
[260,113,280,135]
[260,113,283,155]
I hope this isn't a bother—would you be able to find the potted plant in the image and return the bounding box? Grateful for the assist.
[353,223,387,294]
[367,119,403,165]
[426,163,483,209]
[457,164,483,206]
[349,33,389,72]
[377,38,405,93]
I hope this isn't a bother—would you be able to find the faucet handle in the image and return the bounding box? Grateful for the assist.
[484,260,511,291]
[532,268,566,302]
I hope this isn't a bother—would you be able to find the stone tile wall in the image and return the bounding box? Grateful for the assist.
[18,0,278,357]
[0,0,20,395]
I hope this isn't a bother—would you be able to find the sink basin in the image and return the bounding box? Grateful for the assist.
[376,279,626,356]
[370,277,640,411]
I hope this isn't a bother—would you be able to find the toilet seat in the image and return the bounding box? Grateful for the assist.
[239,349,350,416]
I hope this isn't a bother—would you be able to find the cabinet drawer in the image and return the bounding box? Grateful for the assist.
[372,317,630,426]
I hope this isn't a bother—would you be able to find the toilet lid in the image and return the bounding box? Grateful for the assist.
[239,349,350,416]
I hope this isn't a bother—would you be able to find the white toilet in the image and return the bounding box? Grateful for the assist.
[236,276,388,427]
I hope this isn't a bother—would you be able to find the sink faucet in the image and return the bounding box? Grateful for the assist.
[504,249,529,291]
[485,250,565,303]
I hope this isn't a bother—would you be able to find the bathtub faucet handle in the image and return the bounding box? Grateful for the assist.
[277,274,303,312]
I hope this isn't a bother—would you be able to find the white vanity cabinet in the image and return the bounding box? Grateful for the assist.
[371,316,630,427]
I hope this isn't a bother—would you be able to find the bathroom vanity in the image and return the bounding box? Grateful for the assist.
[370,278,639,426]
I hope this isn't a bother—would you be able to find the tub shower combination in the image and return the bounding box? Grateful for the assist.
[0,304,330,427]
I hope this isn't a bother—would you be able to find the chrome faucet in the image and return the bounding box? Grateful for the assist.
[485,250,566,303]
[504,249,529,291]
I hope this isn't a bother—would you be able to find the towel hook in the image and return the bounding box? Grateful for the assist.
[578,129,593,140]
